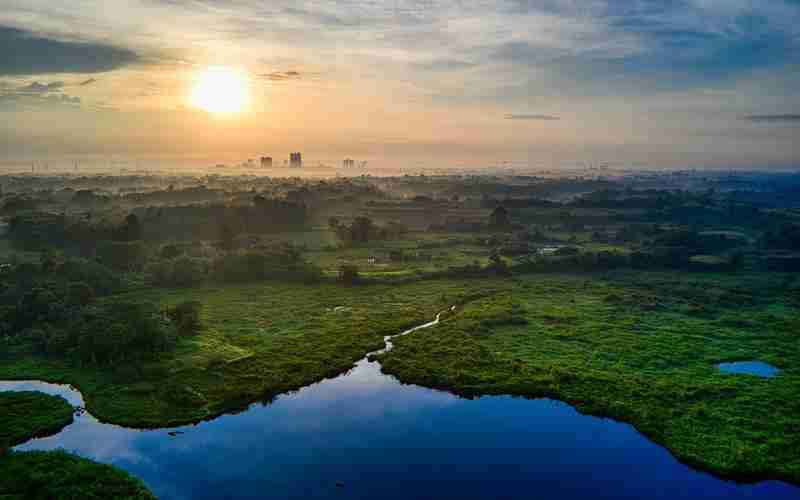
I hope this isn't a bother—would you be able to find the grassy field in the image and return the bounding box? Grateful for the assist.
[306,231,491,278]
[0,278,506,427]
[378,271,800,484]
[0,392,74,448]
[0,392,155,499]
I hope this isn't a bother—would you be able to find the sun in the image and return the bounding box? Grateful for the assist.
[190,66,249,114]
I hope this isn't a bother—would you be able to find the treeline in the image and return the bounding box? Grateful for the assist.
[0,258,202,365]
[146,244,322,287]
[329,216,408,244]
[7,196,308,252]
[134,197,307,241]
[510,248,743,273]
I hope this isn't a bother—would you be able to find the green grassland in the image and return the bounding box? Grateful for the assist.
[307,232,490,278]
[0,279,505,427]
[0,392,155,499]
[377,271,800,484]
[0,392,74,448]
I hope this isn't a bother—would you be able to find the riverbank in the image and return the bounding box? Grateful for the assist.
[0,392,74,448]
[0,279,505,428]
[0,391,155,499]
[377,272,800,485]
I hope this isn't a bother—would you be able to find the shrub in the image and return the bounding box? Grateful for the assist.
[166,301,203,336]
[337,264,360,285]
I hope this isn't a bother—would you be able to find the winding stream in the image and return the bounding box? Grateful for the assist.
[1,312,798,500]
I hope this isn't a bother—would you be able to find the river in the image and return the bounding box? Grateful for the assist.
[1,313,798,499]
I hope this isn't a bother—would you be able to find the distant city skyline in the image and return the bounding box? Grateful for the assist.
[0,1,798,169]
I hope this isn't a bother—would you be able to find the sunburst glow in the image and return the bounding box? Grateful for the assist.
[190,66,249,114]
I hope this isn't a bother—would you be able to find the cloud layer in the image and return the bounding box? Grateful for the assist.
[0,25,139,76]
[741,114,800,123]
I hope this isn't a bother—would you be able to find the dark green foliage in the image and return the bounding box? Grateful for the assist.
[112,214,143,242]
[0,392,73,449]
[337,264,360,284]
[67,282,95,307]
[3,289,177,365]
[0,451,155,500]
[340,216,375,243]
[489,205,510,229]
[334,217,408,244]
[159,243,183,260]
[166,301,203,336]
[97,240,148,271]
[146,256,206,287]
[210,245,318,284]
[220,224,235,251]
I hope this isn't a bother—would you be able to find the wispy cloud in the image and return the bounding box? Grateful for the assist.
[261,70,302,82]
[0,25,139,76]
[0,80,80,110]
[741,114,800,123]
[505,114,560,121]
[17,81,65,93]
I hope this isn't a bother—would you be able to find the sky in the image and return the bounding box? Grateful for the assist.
[0,0,798,170]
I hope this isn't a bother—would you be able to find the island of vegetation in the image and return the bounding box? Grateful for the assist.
[0,392,155,499]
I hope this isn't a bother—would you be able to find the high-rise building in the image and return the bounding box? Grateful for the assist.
[289,152,302,168]
[343,158,355,168]
[260,156,272,168]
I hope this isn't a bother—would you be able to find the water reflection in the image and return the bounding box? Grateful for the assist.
[717,361,781,378]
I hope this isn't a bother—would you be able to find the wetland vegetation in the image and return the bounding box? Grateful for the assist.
[0,391,155,499]
[1,170,799,496]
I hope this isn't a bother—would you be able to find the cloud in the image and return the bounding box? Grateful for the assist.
[17,81,65,93]
[17,81,64,93]
[741,114,800,123]
[505,114,560,121]
[0,25,139,76]
[412,59,477,72]
[79,78,98,86]
[0,80,81,110]
[261,71,303,82]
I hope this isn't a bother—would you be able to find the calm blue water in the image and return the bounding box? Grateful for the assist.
[717,361,781,378]
[3,356,798,500]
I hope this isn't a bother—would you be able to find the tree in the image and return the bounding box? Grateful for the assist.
[98,241,148,271]
[112,213,143,241]
[489,206,510,229]
[220,224,236,251]
[167,301,203,336]
[67,282,95,307]
[337,264,360,285]
[488,250,509,275]
[350,216,374,243]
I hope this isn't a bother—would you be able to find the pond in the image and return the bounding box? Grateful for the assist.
[2,318,798,500]
[717,361,781,378]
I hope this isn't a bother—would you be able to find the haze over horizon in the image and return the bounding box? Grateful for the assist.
[1,0,799,170]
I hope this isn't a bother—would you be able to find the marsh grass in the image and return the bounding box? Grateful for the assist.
[0,279,505,427]
[0,391,155,499]
[0,450,156,500]
[0,391,73,448]
[378,271,800,484]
